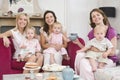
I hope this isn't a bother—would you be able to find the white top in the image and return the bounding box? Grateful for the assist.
[11,29,26,59]
[86,38,113,51]
[19,38,41,54]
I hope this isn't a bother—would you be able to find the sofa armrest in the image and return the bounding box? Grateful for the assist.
[0,38,12,74]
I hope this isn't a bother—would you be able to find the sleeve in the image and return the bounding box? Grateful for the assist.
[106,38,113,49]
[85,40,92,49]
[35,39,41,52]
[87,29,94,40]
[106,26,117,40]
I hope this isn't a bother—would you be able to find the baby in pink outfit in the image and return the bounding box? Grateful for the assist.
[43,22,70,64]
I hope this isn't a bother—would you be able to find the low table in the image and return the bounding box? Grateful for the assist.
[3,72,63,80]
[3,72,84,80]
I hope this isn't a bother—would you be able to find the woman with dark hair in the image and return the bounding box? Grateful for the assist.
[40,10,68,66]
[42,10,57,34]
[75,8,117,80]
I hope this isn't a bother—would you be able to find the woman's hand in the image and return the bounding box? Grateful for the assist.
[72,38,84,48]
[3,36,10,47]
[76,50,82,54]
[55,44,62,51]
[72,38,80,44]
[102,52,109,58]
[89,46,100,52]
[51,44,62,51]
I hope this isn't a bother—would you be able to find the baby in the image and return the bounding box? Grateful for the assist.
[17,27,41,62]
[77,25,113,72]
[43,22,70,64]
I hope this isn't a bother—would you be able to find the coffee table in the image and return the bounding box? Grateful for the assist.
[3,72,63,80]
[23,66,41,79]
[3,72,84,80]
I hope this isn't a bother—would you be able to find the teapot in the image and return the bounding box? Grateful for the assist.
[62,66,74,80]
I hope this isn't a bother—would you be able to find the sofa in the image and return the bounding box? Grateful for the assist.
[1,37,119,80]
[1,37,84,80]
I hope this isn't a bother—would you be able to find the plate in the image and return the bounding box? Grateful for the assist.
[42,64,66,72]
[74,74,79,79]
[23,62,40,70]
[23,66,41,70]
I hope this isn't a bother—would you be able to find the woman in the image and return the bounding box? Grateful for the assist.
[40,10,68,65]
[0,13,43,73]
[75,8,117,80]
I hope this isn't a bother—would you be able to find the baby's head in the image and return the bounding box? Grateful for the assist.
[25,27,36,39]
[52,22,62,34]
[94,25,107,40]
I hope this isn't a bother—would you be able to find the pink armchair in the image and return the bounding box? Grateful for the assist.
[0,38,26,80]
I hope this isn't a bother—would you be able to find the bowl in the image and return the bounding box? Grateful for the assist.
[69,33,78,41]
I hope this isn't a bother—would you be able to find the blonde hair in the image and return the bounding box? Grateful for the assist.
[94,25,107,34]
[52,22,62,30]
[15,13,30,32]
[26,27,36,34]
[25,27,36,38]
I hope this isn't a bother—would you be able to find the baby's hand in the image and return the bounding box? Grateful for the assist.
[72,38,79,44]
[102,52,108,58]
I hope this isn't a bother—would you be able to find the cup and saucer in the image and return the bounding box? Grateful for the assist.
[69,33,78,41]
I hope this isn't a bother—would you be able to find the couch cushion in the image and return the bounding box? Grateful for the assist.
[11,59,26,70]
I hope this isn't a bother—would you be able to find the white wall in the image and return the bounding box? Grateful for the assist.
[38,0,98,42]
[67,0,98,42]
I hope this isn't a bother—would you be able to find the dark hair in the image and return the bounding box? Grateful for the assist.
[90,8,110,28]
[43,10,57,34]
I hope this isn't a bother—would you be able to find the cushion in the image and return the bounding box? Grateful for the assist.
[11,59,26,70]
